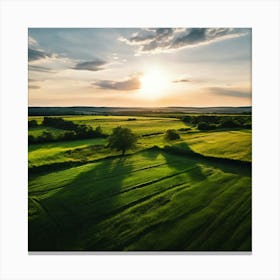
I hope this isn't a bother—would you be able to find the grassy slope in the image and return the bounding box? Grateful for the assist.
[29,149,251,251]
[28,138,107,167]
[28,115,252,251]
[139,130,251,162]
[180,130,251,162]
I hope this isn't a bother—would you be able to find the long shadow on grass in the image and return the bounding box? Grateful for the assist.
[161,142,251,177]
[142,142,251,178]
[29,143,251,251]
[114,143,251,251]
[29,155,133,251]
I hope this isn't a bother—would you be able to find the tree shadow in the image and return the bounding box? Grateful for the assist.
[28,142,251,251]
[138,144,207,190]
[161,142,251,177]
[120,143,251,251]
[29,154,133,251]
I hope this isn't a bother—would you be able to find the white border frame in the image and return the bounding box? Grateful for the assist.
[1,0,280,279]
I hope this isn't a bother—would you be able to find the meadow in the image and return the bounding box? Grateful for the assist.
[28,113,252,251]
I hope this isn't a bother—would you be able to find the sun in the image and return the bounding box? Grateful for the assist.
[140,68,169,99]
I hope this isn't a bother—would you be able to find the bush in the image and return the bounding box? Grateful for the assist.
[165,129,180,140]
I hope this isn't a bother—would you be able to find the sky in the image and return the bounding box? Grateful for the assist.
[28,28,251,107]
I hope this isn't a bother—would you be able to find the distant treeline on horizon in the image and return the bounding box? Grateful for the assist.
[28,106,252,116]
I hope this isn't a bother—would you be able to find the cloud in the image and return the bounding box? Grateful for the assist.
[28,48,52,62]
[93,76,141,91]
[28,85,40,89]
[207,87,251,98]
[131,28,173,44]
[119,28,175,53]
[28,65,55,73]
[28,36,39,47]
[172,75,207,84]
[171,28,207,48]
[28,77,42,90]
[173,78,192,83]
[120,28,249,54]
[73,59,107,71]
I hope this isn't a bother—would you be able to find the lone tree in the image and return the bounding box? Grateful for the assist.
[108,126,137,155]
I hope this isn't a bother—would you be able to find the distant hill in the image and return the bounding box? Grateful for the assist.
[28,106,252,116]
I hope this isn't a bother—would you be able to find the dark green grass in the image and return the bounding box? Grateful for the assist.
[28,148,251,251]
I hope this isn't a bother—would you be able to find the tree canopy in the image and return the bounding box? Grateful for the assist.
[108,126,137,155]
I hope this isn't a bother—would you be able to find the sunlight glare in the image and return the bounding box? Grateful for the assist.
[140,68,169,99]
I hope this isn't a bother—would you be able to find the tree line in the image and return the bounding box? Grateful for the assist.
[181,115,251,131]
[28,117,107,144]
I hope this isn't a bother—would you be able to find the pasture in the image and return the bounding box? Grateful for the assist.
[28,114,252,251]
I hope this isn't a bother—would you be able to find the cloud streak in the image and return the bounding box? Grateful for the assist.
[207,87,251,98]
[173,78,192,83]
[28,65,55,73]
[93,76,141,91]
[28,36,39,47]
[28,48,52,62]
[120,28,249,54]
[29,85,40,89]
[73,59,107,71]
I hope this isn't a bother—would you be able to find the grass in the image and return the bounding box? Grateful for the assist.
[29,115,190,136]
[28,138,107,167]
[139,129,251,162]
[29,126,68,138]
[28,115,252,251]
[179,130,251,162]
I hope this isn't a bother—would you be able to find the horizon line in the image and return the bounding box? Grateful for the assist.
[28,105,252,109]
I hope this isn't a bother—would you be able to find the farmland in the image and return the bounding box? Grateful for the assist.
[28,112,251,251]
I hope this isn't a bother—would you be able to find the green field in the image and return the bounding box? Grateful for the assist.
[28,114,251,251]
[29,115,190,136]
